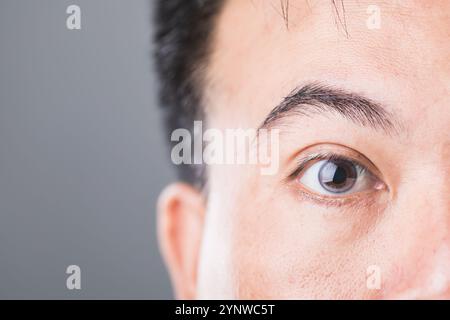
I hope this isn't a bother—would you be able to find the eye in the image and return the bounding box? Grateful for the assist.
[297,158,381,196]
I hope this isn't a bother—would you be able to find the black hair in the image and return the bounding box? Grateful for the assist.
[154,1,348,187]
[154,0,225,186]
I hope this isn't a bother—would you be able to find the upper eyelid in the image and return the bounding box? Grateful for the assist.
[286,153,324,180]
[285,152,373,182]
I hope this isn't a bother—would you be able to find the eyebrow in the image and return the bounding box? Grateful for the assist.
[259,82,398,135]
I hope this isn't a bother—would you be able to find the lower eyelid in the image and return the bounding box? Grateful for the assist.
[294,185,383,208]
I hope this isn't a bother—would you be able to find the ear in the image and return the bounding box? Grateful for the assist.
[157,183,206,299]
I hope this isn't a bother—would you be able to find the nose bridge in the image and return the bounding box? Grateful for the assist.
[430,140,450,217]
[401,154,450,225]
[388,242,450,299]
[422,243,450,296]
[440,140,450,204]
[386,153,450,298]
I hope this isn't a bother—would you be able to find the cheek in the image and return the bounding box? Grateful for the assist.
[228,186,388,299]
[202,165,390,299]
[197,164,258,298]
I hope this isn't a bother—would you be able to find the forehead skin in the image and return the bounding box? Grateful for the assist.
[197,0,450,298]
[206,0,450,128]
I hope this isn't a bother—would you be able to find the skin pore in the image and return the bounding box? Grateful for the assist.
[157,0,450,299]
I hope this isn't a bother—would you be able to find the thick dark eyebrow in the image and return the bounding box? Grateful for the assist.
[259,82,398,135]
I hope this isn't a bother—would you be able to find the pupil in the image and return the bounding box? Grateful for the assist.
[318,160,357,193]
[333,166,347,186]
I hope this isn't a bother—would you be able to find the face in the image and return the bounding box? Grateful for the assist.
[158,0,450,299]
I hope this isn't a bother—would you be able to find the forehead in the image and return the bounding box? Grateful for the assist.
[205,0,450,129]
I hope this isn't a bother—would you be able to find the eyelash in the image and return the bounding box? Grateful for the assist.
[287,152,367,180]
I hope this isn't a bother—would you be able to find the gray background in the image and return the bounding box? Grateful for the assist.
[0,0,175,298]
